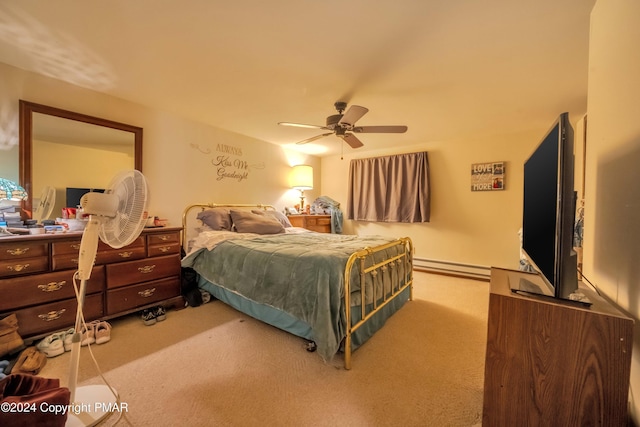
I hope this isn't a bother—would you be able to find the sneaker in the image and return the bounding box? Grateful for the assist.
[80,322,96,346]
[94,321,111,344]
[60,328,75,352]
[36,334,64,358]
[141,309,156,326]
[199,289,211,304]
[153,306,166,322]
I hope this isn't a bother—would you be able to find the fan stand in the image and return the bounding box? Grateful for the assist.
[65,219,118,427]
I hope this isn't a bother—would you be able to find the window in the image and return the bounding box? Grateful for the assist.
[347,152,430,223]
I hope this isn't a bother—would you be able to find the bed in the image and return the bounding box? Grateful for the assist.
[180,203,413,369]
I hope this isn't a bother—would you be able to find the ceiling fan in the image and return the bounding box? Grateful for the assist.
[278,101,408,148]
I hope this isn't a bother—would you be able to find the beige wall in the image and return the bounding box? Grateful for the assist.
[321,126,584,270]
[0,62,321,226]
[585,0,640,420]
[0,61,587,274]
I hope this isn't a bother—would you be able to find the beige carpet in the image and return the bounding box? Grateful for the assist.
[38,272,489,426]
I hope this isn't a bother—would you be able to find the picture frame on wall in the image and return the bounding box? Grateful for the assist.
[471,161,505,191]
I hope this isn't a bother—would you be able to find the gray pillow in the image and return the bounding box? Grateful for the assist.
[251,209,292,228]
[231,210,285,234]
[197,208,232,231]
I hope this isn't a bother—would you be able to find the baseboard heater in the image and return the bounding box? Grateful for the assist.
[413,257,491,280]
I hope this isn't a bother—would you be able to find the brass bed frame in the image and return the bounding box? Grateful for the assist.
[182,203,414,369]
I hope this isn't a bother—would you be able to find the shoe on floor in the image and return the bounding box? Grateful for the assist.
[80,322,97,346]
[154,306,166,322]
[141,309,156,326]
[94,321,111,344]
[0,359,9,378]
[11,346,47,375]
[36,334,64,358]
[60,328,75,352]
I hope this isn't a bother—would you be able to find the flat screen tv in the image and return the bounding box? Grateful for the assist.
[66,188,105,208]
[517,112,589,305]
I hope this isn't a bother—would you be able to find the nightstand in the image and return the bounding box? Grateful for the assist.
[288,214,331,233]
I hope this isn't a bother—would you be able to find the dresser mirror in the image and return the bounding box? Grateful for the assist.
[19,100,142,219]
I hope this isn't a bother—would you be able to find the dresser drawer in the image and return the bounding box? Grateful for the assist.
[306,216,331,226]
[95,246,147,265]
[147,242,181,257]
[106,277,180,314]
[52,236,144,255]
[51,239,82,256]
[52,237,147,270]
[0,241,48,261]
[0,257,49,278]
[98,236,145,251]
[8,293,103,337]
[0,266,104,311]
[147,231,180,245]
[106,254,181,289]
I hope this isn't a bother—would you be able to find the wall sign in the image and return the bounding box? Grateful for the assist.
[190,143,265,182]
[471,161,505,191]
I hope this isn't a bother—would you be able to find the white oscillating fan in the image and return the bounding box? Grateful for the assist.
[66,170,148,427]
[33,186,55,222]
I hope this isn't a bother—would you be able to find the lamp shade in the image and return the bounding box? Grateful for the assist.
[0,178,28,201]
[290,165,313,190]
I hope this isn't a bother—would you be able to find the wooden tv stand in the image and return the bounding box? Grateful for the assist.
[482,267,633,426]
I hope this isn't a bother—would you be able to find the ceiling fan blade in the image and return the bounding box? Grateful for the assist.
[341,133,364,149]
[279,122,327,130]
[296,133,333,145]
[338,105,369,127]
[353,125,408,133]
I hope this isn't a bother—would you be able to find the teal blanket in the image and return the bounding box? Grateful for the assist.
[181,232,406,361]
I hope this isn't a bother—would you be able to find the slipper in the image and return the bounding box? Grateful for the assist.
[10,346,47,375]
[94,321,111,345]
[80,322,97,346]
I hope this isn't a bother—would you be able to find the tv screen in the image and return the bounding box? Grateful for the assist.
[521,112,581,302]
[66,188,105,208]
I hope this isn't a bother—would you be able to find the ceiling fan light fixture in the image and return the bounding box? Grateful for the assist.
[279,102,408,148]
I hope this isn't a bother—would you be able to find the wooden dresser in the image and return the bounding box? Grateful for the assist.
[0,226,183,340]
[287,214,331,233]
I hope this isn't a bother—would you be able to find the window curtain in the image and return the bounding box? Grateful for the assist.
[347,151,430,223]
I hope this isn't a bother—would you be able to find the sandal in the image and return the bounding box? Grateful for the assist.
[94,321,111,345]
[11,346,47,375]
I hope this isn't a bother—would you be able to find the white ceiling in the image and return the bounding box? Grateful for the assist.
[0,0,596,157]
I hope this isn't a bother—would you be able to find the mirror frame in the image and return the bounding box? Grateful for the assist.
[19,100,143,218]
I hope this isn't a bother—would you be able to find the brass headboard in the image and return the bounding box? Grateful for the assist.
[181,203,275,251]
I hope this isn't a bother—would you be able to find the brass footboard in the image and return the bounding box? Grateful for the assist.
[343,237,414,369]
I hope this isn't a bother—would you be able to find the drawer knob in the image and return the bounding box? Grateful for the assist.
[38,309,66,322]
[7,248,29,256]
[7,264,30,272]
[158,235,170,241]
[118,251,133,258]
[71,244,81,250]
[138,288,156,298]
[38,281,66,292]
[158,246,170,253]
[138,265,156,274]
